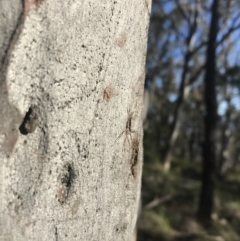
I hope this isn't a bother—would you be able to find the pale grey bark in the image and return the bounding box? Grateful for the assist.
[0,0,151,240]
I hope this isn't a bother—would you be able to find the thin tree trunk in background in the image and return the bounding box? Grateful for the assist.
[163,2,199,172]
[162,50,192,172]
[218,106,230,174]
[0,0,151,240]
[163,117,181,171]
[198,0,219,223]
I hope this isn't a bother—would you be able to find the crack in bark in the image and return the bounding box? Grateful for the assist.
[130,134,140,178]
[57,163,75,204]
[54,226,58,241]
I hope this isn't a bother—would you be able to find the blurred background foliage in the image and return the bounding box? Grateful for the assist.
[139,0,240,240]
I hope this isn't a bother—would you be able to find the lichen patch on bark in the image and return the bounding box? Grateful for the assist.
[103,85,113,102]
[116,31,127,48]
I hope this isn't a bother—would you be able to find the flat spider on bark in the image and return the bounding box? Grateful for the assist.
[115,109,136,151]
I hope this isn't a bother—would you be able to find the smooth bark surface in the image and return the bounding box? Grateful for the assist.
[0,0,151,240]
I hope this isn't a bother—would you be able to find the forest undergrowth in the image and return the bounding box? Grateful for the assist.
[138,158,240,241]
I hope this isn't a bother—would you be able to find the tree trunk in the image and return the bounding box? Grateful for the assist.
[163,2,199,172]
[198,0,219,223]
[0,0,151,240]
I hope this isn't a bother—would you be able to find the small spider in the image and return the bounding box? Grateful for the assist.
[114,109,136,150]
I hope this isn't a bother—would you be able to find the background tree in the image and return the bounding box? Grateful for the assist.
[140,0,240,239]
[0,0,151,240]
[144,0,240,171]
[198,0,219,223]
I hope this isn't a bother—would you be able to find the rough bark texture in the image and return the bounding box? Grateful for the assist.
[0,0,151,240]
[198,0,219,223]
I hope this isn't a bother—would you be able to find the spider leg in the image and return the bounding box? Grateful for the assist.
[111,130,124,146]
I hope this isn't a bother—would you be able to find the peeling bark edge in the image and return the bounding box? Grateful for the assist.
[0,3,24,76]
[24,0,45,16]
